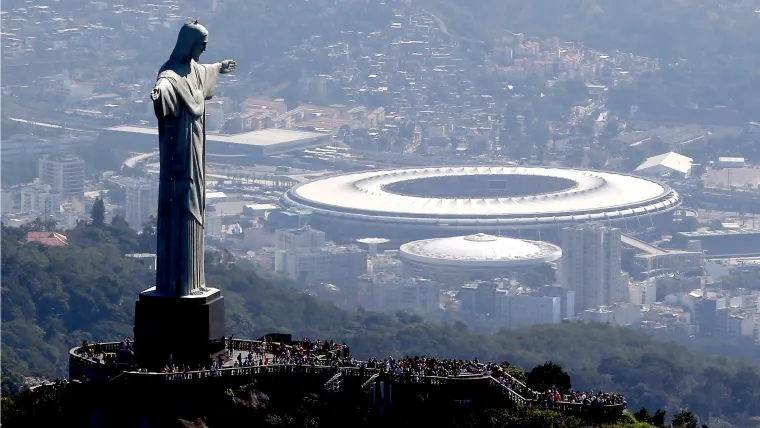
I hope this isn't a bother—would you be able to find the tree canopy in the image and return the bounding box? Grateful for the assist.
[527,362,572,394]
[90,197,105,226]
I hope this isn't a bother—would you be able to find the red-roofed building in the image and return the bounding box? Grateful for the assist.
[26,231,69,247]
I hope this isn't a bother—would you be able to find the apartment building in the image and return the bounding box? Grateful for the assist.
[459,281,570,328]
[124,177,158,231]
[499,290,562,328]
[273,229,367,287]
[366,273,441,313]
[275,248,331,285]
[205,206,223,240]
[629,279,657,306]
[560,224,623,314]
[325,244,368,287]
[38,154,85,200]
[20,180,60,214]
[275,226,326,251]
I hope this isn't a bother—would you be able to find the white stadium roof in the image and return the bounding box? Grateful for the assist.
[281,166,681,228]
[107,126,326,147]
[103,125,330,157]
[399,233,562,268]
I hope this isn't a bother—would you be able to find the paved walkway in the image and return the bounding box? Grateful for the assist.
[221,350,274,368]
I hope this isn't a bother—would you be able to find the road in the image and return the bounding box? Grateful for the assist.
[145,170,293,189]
[421,8,484,45]
[5,117,98,136]
[123,151,159,169]
[694,208,760,227]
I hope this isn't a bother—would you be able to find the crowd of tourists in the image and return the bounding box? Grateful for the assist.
[75,336,625,409]
[223,336,348,369]
[268,344,625,410]
[533,389,627,408]
[337,355,486,378]
[78,338,134,370]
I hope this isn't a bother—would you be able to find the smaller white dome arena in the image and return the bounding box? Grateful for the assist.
[399,233,562,283]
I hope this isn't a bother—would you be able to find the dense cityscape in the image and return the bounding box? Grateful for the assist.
[3,0,760,427]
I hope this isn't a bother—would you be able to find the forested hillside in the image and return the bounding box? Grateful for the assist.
[2,380,664,428]
[2,223,760,426]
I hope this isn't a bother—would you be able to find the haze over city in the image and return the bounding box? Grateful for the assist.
[3,1,760,427]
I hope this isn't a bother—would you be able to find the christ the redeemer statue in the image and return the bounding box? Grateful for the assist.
[150,21,236,296]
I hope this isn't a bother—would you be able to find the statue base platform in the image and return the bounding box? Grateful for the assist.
[134,287,225,370]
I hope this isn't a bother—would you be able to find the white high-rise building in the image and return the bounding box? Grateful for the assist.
[499,291,563,328]
[275,226,326,251]
[275,248,331,285]
[204,206,224,240]
[324,245,367,287]
[560,223,623,315]
[38,154,85,200]
[629,279,657,305]
[124,178,159,230]
[57,203,80,230]
[20,180,60,214]
[369,274,441,313]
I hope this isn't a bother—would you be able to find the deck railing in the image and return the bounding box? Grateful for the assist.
[69,343,625,416]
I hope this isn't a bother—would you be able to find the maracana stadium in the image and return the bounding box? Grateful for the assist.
[279,166,682,240]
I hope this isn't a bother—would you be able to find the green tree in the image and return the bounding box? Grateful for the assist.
[587,149,608,169]
[527,120,551,147]
[652,409,667,427]
[554,79,589,108]
[90,197,105,226]
[526,362,571,393]
[22,216,57,232]
[622,146,648,172]
[565,145,586,167]
[110,215,129,229]
[138,216,158,253]
[671,410,699,428]
[634,408,670,427]
[503,104,521,137]
[634,408,653,424]
[602,122,620,140]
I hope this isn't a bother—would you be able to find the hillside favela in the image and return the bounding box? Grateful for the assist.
[3,0,760,427]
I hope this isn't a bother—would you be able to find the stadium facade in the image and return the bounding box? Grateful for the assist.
[280,166,682,240]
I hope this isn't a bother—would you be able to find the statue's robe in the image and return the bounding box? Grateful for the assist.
[152,27,220,297]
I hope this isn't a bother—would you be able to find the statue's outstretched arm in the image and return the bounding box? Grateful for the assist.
[199,61,235,101]
[219,60,236,74]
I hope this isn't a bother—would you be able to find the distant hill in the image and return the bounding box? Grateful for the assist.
[416,0,760,118]
[1,223,759,426]
[417,0,757,62]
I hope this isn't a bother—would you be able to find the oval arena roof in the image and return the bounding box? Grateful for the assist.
[280,166,682,228]
[399,233,562,268]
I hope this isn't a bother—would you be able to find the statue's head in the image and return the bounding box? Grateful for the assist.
[171,21,209,63]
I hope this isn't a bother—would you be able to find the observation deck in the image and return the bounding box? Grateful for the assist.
[68,335,626,421]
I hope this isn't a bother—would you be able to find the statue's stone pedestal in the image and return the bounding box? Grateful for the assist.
[134,287,225,370]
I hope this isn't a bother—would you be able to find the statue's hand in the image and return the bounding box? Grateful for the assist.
[220,60,236,74]
[151,87,160,101]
